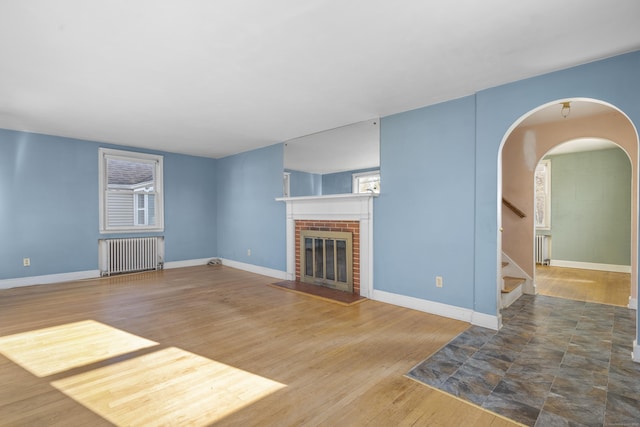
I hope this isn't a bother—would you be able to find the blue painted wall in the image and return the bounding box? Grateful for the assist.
[375,96,476,308]
[216,144,286,271]
[0,129,217,279]
[163,153,218,263]
[286,169,322,197]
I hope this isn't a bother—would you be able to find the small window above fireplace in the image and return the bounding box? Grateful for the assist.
[352,170,380,194]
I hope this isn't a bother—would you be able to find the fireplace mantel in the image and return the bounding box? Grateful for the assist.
[277,194,376,298]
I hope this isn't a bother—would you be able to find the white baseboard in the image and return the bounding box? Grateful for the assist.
[371,289,499,331]
[0,270,100,290]
[629,297,638,310]
[633,340,640,363]
[220,258,287,280]
[550,260,631,273]
[164,258,212,269]
[471,311,501,330]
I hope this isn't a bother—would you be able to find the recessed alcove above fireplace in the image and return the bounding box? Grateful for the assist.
[276,193,376,298]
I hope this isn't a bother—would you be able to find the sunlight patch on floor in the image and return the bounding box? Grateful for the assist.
[0,320,286,425]
[51,346,286,426]
[0,320,158,377]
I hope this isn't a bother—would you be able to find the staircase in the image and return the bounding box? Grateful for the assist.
[501,261,525,308]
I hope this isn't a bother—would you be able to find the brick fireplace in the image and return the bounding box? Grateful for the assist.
[277,193,375,298]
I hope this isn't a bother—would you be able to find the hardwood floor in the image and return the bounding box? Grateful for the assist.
[535,265,630,306]
[0,266,519,426]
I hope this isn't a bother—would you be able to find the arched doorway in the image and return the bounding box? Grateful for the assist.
[533,138,632,305]
[498,98,638,326]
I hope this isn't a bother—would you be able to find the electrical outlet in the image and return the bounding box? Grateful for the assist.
[247,249,251,256]
[23,257,31,267]
[435,276,443,288]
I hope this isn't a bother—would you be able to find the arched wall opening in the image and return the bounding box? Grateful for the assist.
[498,98,639,314]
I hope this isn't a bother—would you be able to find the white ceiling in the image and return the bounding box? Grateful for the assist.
[1,1,639,159]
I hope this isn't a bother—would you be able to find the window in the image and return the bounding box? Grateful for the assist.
[352,171,380,194]
[535,159,551,230]
[99,148,163,233]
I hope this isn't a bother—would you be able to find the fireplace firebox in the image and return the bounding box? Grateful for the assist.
[300,230,353,292]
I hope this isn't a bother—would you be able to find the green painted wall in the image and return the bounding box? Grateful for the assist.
[549,147,631,266]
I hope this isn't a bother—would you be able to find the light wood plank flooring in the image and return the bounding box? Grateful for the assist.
[0,266,520,426]
[535,265,630,306]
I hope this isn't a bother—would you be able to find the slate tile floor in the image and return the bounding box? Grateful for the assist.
[407,295,640,426]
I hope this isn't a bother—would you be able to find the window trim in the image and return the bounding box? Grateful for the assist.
[535,159,551,230]
[99,148,164,233]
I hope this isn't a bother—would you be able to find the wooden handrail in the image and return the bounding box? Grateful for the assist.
[502,198,526,218]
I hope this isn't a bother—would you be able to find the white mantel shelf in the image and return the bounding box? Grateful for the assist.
[277,193,376,298]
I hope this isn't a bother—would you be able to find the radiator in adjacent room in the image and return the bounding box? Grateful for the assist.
[99,237,164,276]
[535,235,550,265]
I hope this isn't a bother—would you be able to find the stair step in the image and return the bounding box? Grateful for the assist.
[502,276,525,293]
[502,261,508,268]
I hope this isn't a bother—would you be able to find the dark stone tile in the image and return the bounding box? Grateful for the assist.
[508,360,561,380]
[518,344,565,368]
[476,342,520,363]
[535,410,590,427]
[407,363,452,387]
[448,327,494,351]
[613,305,635,317]
[410,295,638,427]
[605,391,640,426]
[486,331,530,352]
[465,351,512,378]
[454,360,504,389]
[608,365,640,401]
[505,364,556,384]
[570,333,612,348]
[565,342,611,363]
[570,329,613,341]
[550,375,607,402]
[491,376,552,409]
[505,317,540,332]
[528,334,571,352]
[543,392,605,427]
[609,357,640,377]
[610,343,634,363]
[575,321,613,334]
[537,322,577,332]
[482,393,540,427]
[554,365,609,389]
[501,322,536,336]
[561,352,609,372]
[440,374,493,406]
[611,334,635,349]
[429,344,475,366]
[613,316,635,329]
